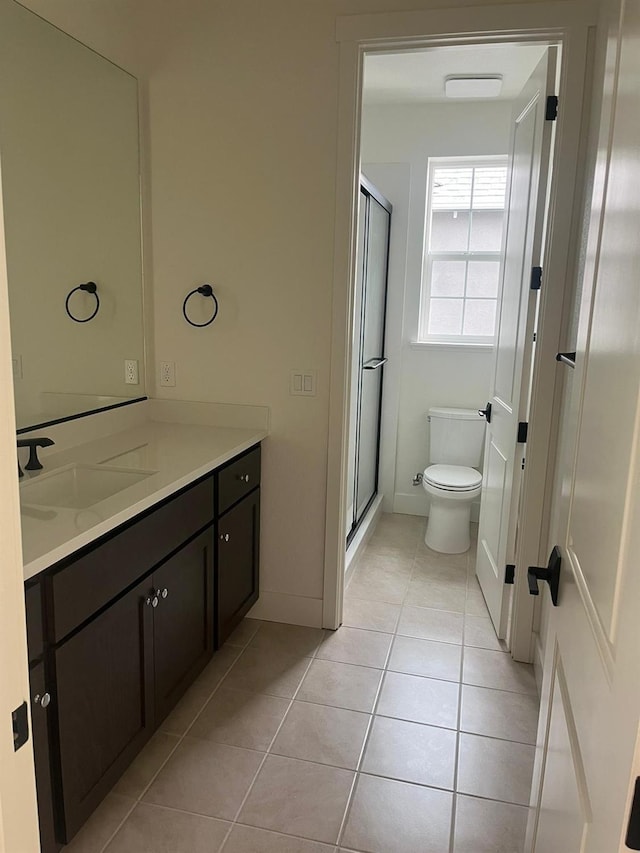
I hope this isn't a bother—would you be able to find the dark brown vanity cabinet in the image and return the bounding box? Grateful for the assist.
[215,445,261,646]
[24,442,261,850]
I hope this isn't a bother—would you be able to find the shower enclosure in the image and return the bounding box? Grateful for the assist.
[346,177,392,544]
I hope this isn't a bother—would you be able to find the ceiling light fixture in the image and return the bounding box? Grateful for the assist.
[444,75,503,99]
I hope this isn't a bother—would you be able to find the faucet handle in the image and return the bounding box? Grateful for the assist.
[17,437,55,471]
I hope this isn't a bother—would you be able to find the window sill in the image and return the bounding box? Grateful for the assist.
[409,341,495,352]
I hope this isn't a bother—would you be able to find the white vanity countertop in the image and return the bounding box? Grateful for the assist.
[20,420,267,581]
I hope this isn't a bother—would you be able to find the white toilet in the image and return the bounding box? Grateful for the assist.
[422,407,485,554]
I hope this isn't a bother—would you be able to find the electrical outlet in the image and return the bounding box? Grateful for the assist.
[160,361,176,387]
[124,359,139,385]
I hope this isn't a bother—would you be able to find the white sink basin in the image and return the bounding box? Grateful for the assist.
[20,463,155,509]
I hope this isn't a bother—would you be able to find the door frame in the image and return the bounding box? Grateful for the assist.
[322,1,597,664]
[0,141,40,848]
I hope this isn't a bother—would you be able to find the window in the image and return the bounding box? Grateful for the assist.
[418,157,508,344]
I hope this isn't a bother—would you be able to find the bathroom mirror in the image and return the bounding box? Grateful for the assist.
[0,0,145,432]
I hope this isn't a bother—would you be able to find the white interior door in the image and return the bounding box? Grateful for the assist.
[528,3,640,849]
[476,50,556,638]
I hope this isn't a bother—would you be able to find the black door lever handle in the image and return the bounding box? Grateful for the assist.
[527,546,561,606]
[478,402,492,423]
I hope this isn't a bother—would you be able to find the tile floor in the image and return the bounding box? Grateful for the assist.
[65,513,539,853]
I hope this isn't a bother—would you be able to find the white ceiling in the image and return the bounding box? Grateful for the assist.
[363,44,548,105]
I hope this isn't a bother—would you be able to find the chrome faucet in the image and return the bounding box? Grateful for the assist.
[17,436,55,478]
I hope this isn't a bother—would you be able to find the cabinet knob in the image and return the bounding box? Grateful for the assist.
[161,588,168,599]
[151,595,159,608]
[33,693,50,709]
[220,533,230,542]
[237,473,250,483]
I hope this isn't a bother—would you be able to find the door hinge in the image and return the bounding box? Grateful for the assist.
[545,95,559,121]
[505,564,515,585]
[12,701,29,751]
[533,331,537,343]
[521,457,526,471]
[625,777,640,849]
[517,422,529,444]
[530,266,543,291]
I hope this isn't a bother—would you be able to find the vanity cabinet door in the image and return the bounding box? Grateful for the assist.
[30,662,61,853]
[216,489,260,646]
[54,576,154,841]
[153,526,214,724]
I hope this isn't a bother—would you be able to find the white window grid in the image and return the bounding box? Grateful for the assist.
[418,156,508,344]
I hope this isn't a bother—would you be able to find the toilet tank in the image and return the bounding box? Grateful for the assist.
[428,407,485,467]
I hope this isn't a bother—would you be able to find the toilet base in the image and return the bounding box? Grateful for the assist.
[425,499,472,554]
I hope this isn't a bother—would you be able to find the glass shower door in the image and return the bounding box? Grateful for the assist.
[348,180,391,543]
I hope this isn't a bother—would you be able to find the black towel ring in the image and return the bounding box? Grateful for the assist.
[65,282,100,323]
[183,284,219,327]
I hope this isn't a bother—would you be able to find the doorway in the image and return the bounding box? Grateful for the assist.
[343,39,556,646]
[323,6,592,672]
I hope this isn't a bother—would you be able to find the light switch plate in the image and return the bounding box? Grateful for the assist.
[290,369,317,396]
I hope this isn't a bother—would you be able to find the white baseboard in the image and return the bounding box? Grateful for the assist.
[248,590,323,627]
[345,494,384,586]
[393,491,481,523]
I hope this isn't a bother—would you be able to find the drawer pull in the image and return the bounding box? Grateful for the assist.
[161,588,168,599]
[146,594,159,608]
[220,533,230,542]
[33,692,51,709]
[237,473,250,483]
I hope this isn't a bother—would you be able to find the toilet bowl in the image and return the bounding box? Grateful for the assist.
[422,407,486,554]
[422,464,482,554]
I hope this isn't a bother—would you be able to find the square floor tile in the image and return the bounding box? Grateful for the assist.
[460,685,539,744]
[105,803,229,853]
[317,626,392,668]
[113,732,179,798]
[190,687,290,750]
[225,618,262,648]
[357,550,414,577]
[272,701,370,769]
[223,824,336,852]
[221,647,311,698]
[159,682,212,736]
[397,605,464,644]
[65,794,134,853]
[463,648,537,695]
[238,755,354,844]
[415,544,469,571]
[297,659,382,712]
[465,580,490,617]
[376,671,459,729]
[346,569,410,605]
[457,733,535,806]
[404,578,467,612]
[387,635,462,683]
[249,622,326,657]
[464,615,507,651]
[412,561,468,591]
[196,645,244,694]
[453,794,529,853]
[342,598,400,633]
[143,737,263,819]
[341,774,453,853]
[361,716,456,789]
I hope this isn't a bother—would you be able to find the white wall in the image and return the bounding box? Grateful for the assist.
[11,0,584,628]
[361,101,512,518]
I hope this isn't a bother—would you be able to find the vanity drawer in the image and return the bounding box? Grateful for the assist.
[216,445,261,515]
[51,476,214,643]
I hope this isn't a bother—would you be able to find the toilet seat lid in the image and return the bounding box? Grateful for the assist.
[424,464,482,491]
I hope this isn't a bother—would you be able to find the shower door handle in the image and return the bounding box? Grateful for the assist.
[363,357,387,370]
